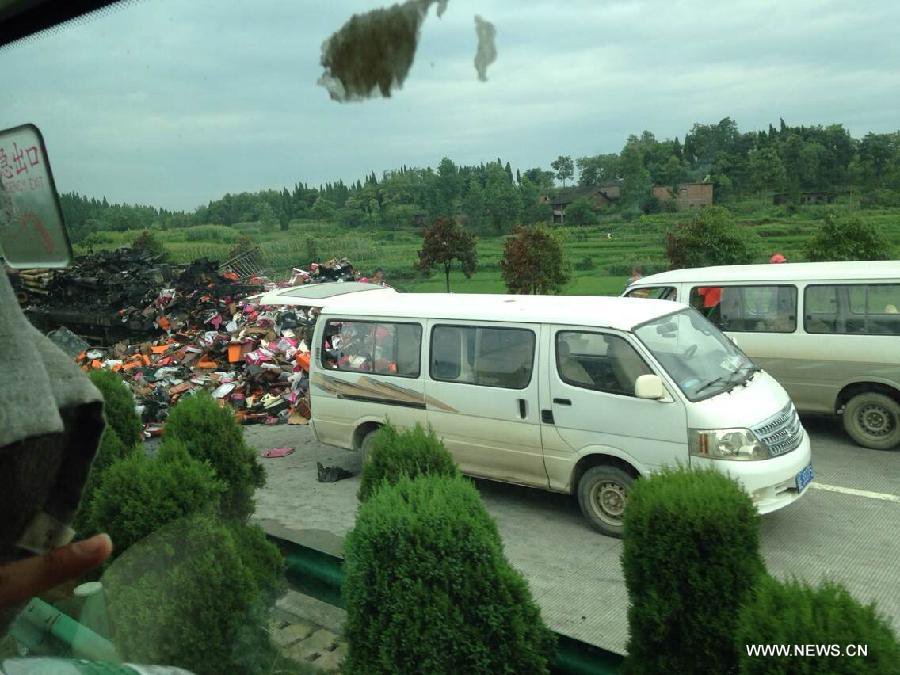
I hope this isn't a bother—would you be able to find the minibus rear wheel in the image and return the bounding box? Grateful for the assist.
[842,392,900,450]
[360,429,380,464]
[577,466,634,537]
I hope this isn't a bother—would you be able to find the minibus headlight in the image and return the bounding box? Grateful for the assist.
[689,428,769,461]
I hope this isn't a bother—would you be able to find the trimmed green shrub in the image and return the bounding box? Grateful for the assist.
[343,474,555,674]
[73,427,137,535]
[622,467,765,674]
[104,512,284,675]
[88,451,226,559]
[574,255,596,271]
[228,520,287,603]
[736,576,900,674]
[163,391,265,518]
[88,369,142,447]
[357,422,459,502]
[75,369,144,535]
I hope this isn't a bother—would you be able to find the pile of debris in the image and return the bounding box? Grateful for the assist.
[15,249,270,341]
[42,248,174,314]
[9,247,371,436]
[287,258,357,285]
[75,299,316,435]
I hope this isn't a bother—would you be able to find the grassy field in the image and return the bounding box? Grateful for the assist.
[76,199,900,297]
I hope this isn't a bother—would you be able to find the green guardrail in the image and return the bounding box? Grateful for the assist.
[8,597,119,663]
[7,537,624,674]
[270,535,625,675]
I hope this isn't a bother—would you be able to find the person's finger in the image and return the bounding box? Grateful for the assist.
[0,533,113,608]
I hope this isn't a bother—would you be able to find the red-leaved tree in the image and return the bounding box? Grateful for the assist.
[500,225,570,295]
[417,217,478,292]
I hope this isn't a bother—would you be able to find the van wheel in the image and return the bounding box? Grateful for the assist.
[360,429,380,464]
[577,466,634,537]
[843,393,900,450]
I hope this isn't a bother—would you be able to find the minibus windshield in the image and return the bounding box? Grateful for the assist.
[635,309,756,402]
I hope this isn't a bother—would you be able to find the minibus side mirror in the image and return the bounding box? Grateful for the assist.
[635,374,666,400]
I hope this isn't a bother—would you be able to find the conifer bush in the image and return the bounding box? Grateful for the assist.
[736,576,900,674]
[357,422,459,501]
[88,451,225,559]
[163,391,265,518]
[622,467,765,674]
[104,513,284,675]
[73,426,136,534]
[88,369,142,448]
[75,370,142,534]
[343,474,555,674]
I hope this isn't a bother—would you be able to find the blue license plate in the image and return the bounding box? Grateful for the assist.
[795,464,814,492]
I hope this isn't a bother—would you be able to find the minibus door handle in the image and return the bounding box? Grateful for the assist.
[517,398,527,419]
[553,398,571,406]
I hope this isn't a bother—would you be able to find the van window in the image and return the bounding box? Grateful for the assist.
[849,286,868,315]
[689,285,797,333]
[556,332,651,397]
[321,320,422,377]
[805,284,900,335]
[625,286,677,301]
[430,325,535,389]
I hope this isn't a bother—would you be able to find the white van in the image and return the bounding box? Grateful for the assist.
[309,293,812,536]
[624,262,900,450]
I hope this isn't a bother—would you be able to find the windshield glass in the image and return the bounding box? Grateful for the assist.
[635,308,754,401]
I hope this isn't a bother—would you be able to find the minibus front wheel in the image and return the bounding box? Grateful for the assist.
[577,465,635,538]
[843,392,900,451]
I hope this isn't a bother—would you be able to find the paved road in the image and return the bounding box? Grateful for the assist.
[249,416,899,655]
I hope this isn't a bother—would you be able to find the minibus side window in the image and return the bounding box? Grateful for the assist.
[626,286,677,301]
[556,332,651,397]
[321,319,422,377]
[867,284,900,335]
[395,323,425,375]
[689,285,797,333]
[804,286,840,334]
[849,286,867,315]
[431,326,463,380]
[805,284,900,335]
[430,325,536,389]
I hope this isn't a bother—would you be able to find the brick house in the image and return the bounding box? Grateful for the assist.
[540,181,623,224]
[652,182,714,209]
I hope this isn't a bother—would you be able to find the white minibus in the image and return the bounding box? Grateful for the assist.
[625,261,900,450]
[309,293,812,536]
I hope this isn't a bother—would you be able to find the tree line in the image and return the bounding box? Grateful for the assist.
[580,117,900,207]
[59,117,900,242]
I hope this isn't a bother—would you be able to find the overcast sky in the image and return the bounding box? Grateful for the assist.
[1,0,898,211]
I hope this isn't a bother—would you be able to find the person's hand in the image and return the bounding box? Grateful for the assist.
[0,533,112,609]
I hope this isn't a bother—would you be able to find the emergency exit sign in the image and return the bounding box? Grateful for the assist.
[0,123,71,269]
